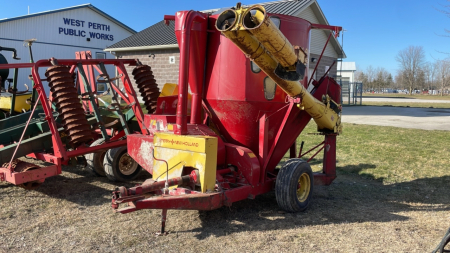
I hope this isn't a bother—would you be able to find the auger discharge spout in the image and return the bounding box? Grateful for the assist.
[216,4,341,133]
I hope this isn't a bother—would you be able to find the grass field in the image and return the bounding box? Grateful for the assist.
[1,122,449,252]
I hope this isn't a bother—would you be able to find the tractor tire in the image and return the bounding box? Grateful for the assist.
[84,138,106,177]
[438,233,450,253]
[275,158,313,212]
[103,146,140,182]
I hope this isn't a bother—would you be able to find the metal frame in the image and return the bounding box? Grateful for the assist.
[0,58,146,186]
[340,81,363,106]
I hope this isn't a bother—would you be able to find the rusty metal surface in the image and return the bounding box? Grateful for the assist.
[132,65,160,114]
[45,65,93,147]
[117,170,198,198]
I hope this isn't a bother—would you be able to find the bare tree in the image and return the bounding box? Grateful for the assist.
[395,46,426,95]
[355,71,367,83]
[433,60,442,90]
[430,61,438,89]
[417,68,426,91]
[366,65,375,92]
[373,67,382,92]
[372,67,392,92]
[422,62,437,91]
[436,1,450,51]
[374,67,383,92]
[435,59,450,96]
[394,71,406,90]
[386,73,393,89]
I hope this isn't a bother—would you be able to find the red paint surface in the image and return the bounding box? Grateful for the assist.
[205,14,313,177]
[174,11,208,134]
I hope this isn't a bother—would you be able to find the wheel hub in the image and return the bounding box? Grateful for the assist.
[118,153,138,176]
[296,172,311,202]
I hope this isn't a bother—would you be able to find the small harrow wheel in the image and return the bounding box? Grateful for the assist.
[84,138,106,176]
[275,158,313,212]
[19,179,45,190]
[104,146,140,182]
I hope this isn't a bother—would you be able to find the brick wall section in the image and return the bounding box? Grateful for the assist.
[117,48,180,98]
[309,54,338,80]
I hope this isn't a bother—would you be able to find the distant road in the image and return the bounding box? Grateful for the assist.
[341,106,450,131]
[361,96,450,103]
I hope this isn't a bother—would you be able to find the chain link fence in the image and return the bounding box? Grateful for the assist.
[340,81,363,105]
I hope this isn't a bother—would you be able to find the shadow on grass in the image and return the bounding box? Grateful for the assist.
[34,174,113,206]
[184,163,450,239]
[33,164,149,207]
[0,183,15,189]
[338,163,376,173]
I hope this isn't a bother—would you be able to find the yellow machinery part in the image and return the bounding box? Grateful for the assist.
[0,93,31,113]
[242,5,300,69]
[216,5,341,133]
[160,83,194,100]
[160,83,178,97]
[152,132,218,192]
[159,83,192,114]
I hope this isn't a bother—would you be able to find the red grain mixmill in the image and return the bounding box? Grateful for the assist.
[112,3,343,234]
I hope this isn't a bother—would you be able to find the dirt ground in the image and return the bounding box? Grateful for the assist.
[0,160,448,252]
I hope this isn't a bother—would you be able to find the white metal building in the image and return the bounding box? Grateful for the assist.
[337,62,356,83]
[337,61,357,100]
[0,4,135,94]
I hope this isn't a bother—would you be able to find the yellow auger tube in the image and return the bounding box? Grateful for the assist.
[216,5,341,132]
[242,5,298,69]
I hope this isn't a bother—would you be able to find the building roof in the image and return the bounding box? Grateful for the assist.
[337,62,356,71]
[106,20,177,50]
[106,0,314,51]
[0,4,136,34]
[203,0,312,16]
[105,0,345,58]
[261,0,311,15]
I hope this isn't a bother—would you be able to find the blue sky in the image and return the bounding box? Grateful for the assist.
[2,0,449,76]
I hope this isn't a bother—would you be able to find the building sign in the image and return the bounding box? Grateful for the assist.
[59,18,114,41]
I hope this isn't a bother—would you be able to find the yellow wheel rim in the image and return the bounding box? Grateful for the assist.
[296,173,311,202]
